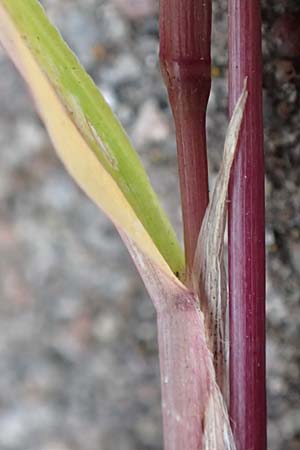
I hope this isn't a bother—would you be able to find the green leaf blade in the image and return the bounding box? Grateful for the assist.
[1,0,184,275]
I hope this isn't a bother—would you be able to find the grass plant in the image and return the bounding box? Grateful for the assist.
[0,1,266,449]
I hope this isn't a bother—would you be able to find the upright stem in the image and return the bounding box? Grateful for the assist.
[228,2,266,450]
[159,0,211,278]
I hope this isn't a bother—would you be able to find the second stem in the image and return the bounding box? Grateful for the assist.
[159,0,211,278]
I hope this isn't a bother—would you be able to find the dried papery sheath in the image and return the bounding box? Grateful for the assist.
[193,80,248,397]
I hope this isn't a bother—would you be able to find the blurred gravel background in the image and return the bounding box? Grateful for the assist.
[0,0,299,449]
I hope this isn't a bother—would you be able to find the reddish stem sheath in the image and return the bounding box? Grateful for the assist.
[159,0,211,278]
[228,2,266,450]
[157,298,211,450]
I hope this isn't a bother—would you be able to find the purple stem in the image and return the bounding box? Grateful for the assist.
[228,1,266,450]
[159,0,211,278]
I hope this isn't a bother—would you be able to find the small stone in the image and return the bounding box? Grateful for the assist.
[91,44,107,61]
[40,174,77,212]
[112,0,157,20]
[276,101,291,120]
[93,313,121,342]
[57,10,99,68]
[274,59,296,83]
[101,5,129,43]
[3,119,45,168]
[0,410,26,447]
[288,241,300,275]
[135,321,156,342]
[132,100,169,147]
[136,416,157,445]
[100,54,141,85]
